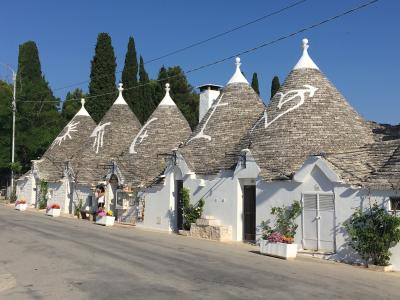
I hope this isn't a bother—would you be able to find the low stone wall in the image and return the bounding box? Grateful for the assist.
[190,216,232,241]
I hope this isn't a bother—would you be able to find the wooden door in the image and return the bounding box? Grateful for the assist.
[243,185,256,241]
[176,180,184,231]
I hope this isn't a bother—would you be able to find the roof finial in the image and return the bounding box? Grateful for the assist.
[235,57,241,68]
[227,57,248,85]
[159,82,176,106]
[293,38,319,70]
[302,38,309,51]
[75,98,90,116]
[113,82,128,105]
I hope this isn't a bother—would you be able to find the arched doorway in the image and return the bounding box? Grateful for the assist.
[108,174,119,215]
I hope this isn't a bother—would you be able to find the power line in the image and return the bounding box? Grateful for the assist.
[17,0,379,104]
[44,0,309,94]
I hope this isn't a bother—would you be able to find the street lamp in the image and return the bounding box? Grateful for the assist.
[1,63,17,198]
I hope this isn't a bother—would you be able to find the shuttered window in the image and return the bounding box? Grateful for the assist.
[303,194,317,209]
[319,194,335,211]
[303,193,334,211]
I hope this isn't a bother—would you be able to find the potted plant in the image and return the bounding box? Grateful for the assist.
[46,203,61,217]
[260,201,301,259]
[15,199,27,211]
[96,208,115,226]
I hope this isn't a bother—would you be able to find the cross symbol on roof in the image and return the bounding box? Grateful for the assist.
[139,130,148,144]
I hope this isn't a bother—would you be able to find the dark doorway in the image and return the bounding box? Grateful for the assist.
[243,185,256,241]
[176,180,184,231]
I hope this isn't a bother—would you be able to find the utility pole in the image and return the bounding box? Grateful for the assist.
[11,69,16,197]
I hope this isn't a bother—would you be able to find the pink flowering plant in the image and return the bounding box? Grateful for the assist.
[15,199,26,205]
[96,208,113,218]
[261,201,301,244]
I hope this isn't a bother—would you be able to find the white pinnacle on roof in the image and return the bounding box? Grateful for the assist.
[227,57,249,85]
[113,83,128,105]
[293,38,319,70]
[159,83,176,106]
[75,98,90,116]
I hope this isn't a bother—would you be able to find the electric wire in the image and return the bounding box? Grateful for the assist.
[16,0,379,104]
[33,0,309,94]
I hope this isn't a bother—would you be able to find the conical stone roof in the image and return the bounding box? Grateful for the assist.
[181,58,265,174]
[250,39,374,182]
[73,84,141,184]
[35,99,96,182]
[118,83,192,187]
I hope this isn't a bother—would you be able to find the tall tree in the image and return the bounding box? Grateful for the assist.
[15,41,63,172]
[154,66,199,129]
[136,56,154,123]
[251,72,260,95]
[87,33,117,123]
[121,36,138,112]
[271,76,280,99]
[0,81,13,186]
[61,88,86,122]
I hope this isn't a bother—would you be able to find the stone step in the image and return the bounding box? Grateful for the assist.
[196,218,221,226]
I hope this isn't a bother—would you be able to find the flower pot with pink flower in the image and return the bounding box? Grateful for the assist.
[15,200,27,211]
[96,208,115,226]
[46,203,61,217]
[259,201,301,260]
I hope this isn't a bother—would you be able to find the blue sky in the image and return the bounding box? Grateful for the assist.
[0,0,399,124]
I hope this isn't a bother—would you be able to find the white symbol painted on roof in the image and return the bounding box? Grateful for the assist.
[91,122,111,154]
[188,93,228,142]
[129,117,158,154]
[51,120,80,149]
[251,85,318,132]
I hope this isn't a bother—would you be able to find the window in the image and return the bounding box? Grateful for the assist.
[389,197,400,213]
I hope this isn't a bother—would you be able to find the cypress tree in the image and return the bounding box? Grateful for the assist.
[121,36,138,112]
[61,88,86,122]
[87,33,117,123]
[15,41,63,172]
[136,56,154,123]
[271,76,281,99]
[251,72,260,95]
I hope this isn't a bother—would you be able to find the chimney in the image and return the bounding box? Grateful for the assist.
[198,84,222,122]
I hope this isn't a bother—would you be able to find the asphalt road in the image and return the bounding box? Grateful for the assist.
[0,205,399,300]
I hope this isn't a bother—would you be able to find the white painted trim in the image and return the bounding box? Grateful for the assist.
[294,156,342,183]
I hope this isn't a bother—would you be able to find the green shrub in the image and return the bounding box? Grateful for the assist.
[260,200,301,240]
[38,180,48,209]
[182,187,204,230]
[345,203,400,266]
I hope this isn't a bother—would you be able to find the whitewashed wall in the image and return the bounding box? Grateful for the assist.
[254,162,400,270]
[15,174,37,206]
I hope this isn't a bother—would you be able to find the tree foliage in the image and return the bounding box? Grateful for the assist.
[0,81,13,184]
[86,33,117,123]
[153,66,199,129]
[61,88,86,122]
[135,56,155,124]
[345,203,400,266]
[121,36,138,113]
[15,41,63,173]
[251,72,260,95]
[270,76,280,99]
